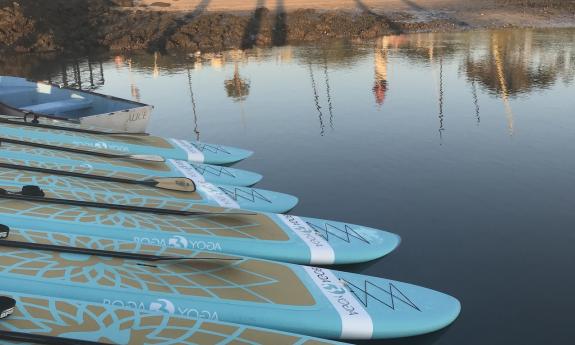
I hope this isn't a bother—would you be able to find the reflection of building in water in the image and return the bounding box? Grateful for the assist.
[275,46,294,64]
[373,35,407,107]
[127,58,141,102]
[373,36,389,106]
[47,58,105,91]
[464,30,575,97]
[463,30,575,135]
[112,55,141,102]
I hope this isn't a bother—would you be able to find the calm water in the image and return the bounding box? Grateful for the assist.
[2,28,575,345]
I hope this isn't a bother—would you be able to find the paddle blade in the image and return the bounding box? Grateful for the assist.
[0,224,9,239]
[0,296,15,319]
[127,154,165,162]
[151,177,196,192]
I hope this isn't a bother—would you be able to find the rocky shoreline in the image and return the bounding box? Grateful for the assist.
[0,0,573,54]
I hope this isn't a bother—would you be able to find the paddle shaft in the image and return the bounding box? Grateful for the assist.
[0,161,158,187]
[0,137,140,160]
[0,331,108,345]
[0,238,238,262]
[0,188,253,217]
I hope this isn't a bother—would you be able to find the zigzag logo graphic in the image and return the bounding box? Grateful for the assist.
[305,222,370,244]
[343,280,421,311]
[191,164,236,178]
[218,187,272,204]
[194,143,231,155]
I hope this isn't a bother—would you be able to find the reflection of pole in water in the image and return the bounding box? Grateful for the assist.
[308,63,325,136]
[438,57,445,142]
[87,57,95,89]
[322,56,334,130]
[186,64,200,141]
[60,63,68,87]
[153,52,160,78]
[73,60,81,89]
[99,61,105,84]
[373,36,389,107]
[492,36,514,136]
[235,63,248,132]
[471,79,480,125]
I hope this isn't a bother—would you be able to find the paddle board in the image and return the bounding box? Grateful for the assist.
[0,121,252,165]
[0,141,262,187]
[0,168,297,213]
[0,290,347,345]
[0,185,400,265]
[0,226,460,339]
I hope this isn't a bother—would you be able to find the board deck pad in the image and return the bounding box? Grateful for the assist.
[0,187,400,265]
[0,168,297,213]
[0,141,262,187]
[0,121,252,165]
[0,290,347,345]
[0,228,461,340]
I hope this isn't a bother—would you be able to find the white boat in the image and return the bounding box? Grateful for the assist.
[0,76,152,133]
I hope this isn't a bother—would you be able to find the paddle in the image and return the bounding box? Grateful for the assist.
[0,185,255,217]
[0,115,149,136]
[0,161,196,192]
[0,296,112,344]
[0,137,165,162]
[0,296,14,320]
[0,225,240,262]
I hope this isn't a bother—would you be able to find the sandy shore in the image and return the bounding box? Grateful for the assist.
[136,0,575,28]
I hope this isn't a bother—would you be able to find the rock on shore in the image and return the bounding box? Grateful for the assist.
[0,0,573,54]
[0,0,464,53]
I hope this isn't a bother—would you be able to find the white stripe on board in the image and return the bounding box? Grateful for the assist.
[277,215,335,264]
[169,138,205,163]
[198,182,240,209]
[168,159,206,183]
[303,266,374,339]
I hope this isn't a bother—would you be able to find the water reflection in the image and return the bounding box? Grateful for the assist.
[186,64,201,141]
[308,62,326,135]
[1,28,573,139]
[373,35,408,107]
[224,64,250,102]
[1,29,573,345]
[41,57,106,91]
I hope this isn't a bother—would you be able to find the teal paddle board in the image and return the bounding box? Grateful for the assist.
[0,184,399,265]
[0,290,347,345]
[0,167,297,213]
[0,226,461,340]
[0,140,262,187]
[0,121,252,165]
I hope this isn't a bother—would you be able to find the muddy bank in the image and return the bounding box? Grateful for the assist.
[0,0,573,54]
